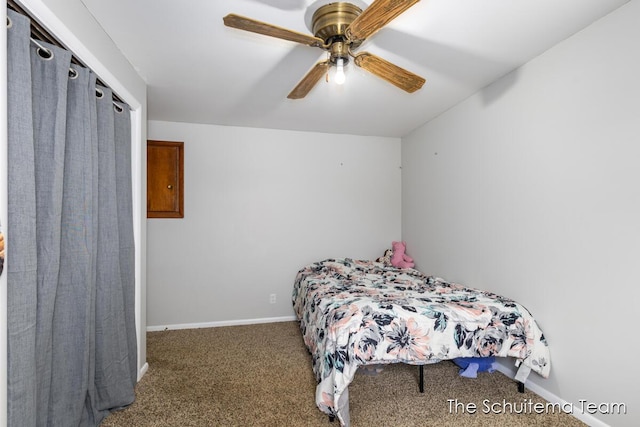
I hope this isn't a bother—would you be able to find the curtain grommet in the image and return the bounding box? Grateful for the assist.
[36,47,53,60]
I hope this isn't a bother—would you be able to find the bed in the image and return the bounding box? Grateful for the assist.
[292,258,550,426]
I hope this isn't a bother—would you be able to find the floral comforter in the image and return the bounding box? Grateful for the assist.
[292,258,550,426]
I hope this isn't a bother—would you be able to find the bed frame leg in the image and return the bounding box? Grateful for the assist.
[419,365,424,393]
[329,415,335,422]
[517,381,525,393]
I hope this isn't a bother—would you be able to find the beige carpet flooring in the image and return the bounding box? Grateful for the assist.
[101,321,585,426]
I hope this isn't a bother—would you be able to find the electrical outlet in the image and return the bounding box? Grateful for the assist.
[269,294,276,304]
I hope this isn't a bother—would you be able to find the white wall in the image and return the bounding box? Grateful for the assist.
[402,1,639,426]
[1,1,148,424]
[147,121,401,328]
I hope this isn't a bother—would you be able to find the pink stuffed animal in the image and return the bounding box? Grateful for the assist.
[391,241,414,269]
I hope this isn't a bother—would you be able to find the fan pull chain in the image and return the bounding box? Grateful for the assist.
[325,52,330,83]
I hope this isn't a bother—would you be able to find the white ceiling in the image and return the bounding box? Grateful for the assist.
[80,0,628,137]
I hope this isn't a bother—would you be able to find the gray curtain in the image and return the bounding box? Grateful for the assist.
[6,9,137,426]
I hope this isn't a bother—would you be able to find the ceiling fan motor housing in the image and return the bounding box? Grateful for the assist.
[312,2,362,64]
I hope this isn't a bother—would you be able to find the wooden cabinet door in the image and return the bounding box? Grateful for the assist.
[147,140,184,218]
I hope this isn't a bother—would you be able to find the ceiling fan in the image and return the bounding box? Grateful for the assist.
[223,0,425,99]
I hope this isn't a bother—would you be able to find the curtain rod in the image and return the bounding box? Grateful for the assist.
[7,0,125,104]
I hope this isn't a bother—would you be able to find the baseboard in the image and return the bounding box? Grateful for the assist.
[494,361,610,427]
[146,315,298,332]
[137,362,149,381]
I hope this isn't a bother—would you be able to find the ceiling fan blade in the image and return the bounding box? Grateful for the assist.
[223,14,325,47]
[346,0,420,42]
[288,61,331,99]
[353,52,425,93]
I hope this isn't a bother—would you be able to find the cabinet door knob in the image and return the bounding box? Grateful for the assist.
[167,184,173,189]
